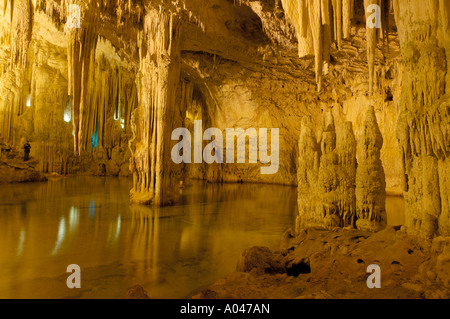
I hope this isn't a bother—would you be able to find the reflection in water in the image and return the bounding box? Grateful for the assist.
[17,229,26,256]
[89,201,95,220]
[51,217,66,256]
[0,177,297,298]
[0,177,405,299]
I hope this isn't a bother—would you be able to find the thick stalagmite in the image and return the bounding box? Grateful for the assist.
[129,8,181,206]
[296,115,320,231]
[355,105,387,232]
[297,108,388,232]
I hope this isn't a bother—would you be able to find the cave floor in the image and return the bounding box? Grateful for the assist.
[193,227,450,299]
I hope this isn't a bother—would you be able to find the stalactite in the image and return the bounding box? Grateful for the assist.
[280,0,354,90]
[67,6,99,155]
[364,0,377,96]
[0,0,31,146]
[10,0,32,69]
[308,0,323,90]
[342,0,353,39]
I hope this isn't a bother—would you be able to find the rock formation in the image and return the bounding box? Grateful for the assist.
[393,0,450,238]
[355,105,387,232]
[296,115,320,230]
[129,8,182,205]
[297,106,386,232]
[0,0,445,244]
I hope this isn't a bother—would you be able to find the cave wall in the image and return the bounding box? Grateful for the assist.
[0,0,137,176]
[0,0,447,237]
[393,0,450,238]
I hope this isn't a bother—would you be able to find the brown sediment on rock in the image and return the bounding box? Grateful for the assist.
[193,227,450,299]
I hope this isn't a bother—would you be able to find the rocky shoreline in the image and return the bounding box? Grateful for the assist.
[193,227,450,299]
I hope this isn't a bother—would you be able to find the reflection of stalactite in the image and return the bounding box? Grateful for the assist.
[129,204,160,282]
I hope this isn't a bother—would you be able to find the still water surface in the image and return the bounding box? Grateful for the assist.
[0,177,404,298]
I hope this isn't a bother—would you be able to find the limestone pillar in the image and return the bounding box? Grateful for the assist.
[130,8,181,206]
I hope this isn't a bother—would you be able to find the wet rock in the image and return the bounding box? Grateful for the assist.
[106,161,120,176]
[126,285,150,299]
[0,161,47,183]
[236,246,285,275]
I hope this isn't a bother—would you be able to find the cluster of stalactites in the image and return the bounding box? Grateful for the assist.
[34,0,144,27]
[66,4,99,155]
[279,0,390,92]
[5,0,32,70]
[280,0,353,91]
[365,0,391,95]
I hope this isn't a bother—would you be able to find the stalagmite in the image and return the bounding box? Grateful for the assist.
[336,121,357,227]
[296,116,320,232]
[355,105,386,232]
[297,112,358,232]
[317,111,341,228]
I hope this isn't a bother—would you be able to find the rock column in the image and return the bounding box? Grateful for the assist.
[130,9,181,206]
